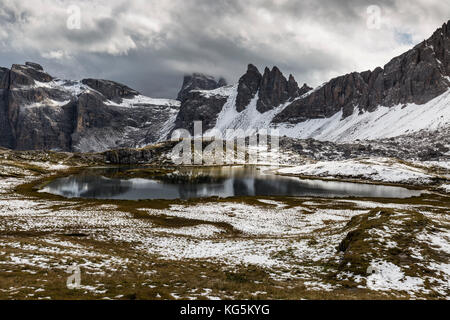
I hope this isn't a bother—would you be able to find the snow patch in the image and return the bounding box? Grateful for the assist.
[192,85,235,98]
[278,158,433,185]
[366,260,425,292]
[105,95,180,109]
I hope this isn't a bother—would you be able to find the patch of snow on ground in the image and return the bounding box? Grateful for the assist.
[366,260,425,292]
[278,158,434,185]
[440,184,450,193]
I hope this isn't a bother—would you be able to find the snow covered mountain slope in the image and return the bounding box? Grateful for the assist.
[273,88,450,142]
[203,83,449,142]
[197,20,450,142]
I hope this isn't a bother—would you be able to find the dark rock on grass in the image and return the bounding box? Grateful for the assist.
[64,233,89,237]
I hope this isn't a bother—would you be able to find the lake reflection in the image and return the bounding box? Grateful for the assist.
[39,166,422,200]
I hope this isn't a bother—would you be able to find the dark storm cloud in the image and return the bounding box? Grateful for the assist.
[0,0,448,98]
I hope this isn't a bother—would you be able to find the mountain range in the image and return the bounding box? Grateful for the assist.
[0,20,449,152]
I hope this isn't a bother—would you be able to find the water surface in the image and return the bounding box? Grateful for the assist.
[40,166,422,200]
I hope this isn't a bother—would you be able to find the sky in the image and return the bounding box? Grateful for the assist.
[0,0,449,98]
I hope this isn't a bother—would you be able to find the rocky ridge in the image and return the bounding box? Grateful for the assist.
[274,21,450,123]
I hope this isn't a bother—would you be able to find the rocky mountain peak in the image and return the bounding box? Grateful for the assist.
[257,66,292,113]
[25,62,44,71]
[81,79,139,103]
[8,62,54,87]
[287,74,301,99]
[177,73,227,102]
[235,64,263,112]
[299,83,313,96]
[235,64,304,113]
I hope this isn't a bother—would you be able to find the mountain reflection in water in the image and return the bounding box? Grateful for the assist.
[40,166,422,200]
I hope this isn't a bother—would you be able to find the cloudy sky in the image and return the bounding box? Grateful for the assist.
[0,0,448,98]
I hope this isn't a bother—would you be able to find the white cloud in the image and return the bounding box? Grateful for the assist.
[0,0,448,97]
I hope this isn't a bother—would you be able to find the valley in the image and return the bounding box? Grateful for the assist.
[0,146,448,300]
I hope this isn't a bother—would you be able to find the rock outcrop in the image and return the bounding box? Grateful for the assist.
[235,64,263,112]
[177,73,227,102]
[173,90,229,135]
[81,79,139,103]
[172,73,230,135]
[0,68,14,149]
[257,67,294,113]
[0,63,74,151]
[235,64,304,113]
[298,83,313,96]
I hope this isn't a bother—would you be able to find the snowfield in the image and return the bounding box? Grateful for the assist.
[365,260,425,292]
[278,158,437,185]
[105,95,180,109]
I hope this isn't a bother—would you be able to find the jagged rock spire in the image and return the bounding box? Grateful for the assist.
[257,66,291,113]
[236,64,308,113]
[235,64,262,112]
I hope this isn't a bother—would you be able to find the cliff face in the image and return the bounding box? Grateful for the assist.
[173,90,229,135]
[0,62,180,152]
[235,64,305,114]
[274,21,450,123]
[0,63,75,151]
[0,68,14,149]
[172,73,231,135]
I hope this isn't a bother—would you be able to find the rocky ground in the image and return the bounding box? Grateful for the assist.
[0,148,449,300]
[280,127,450,162]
